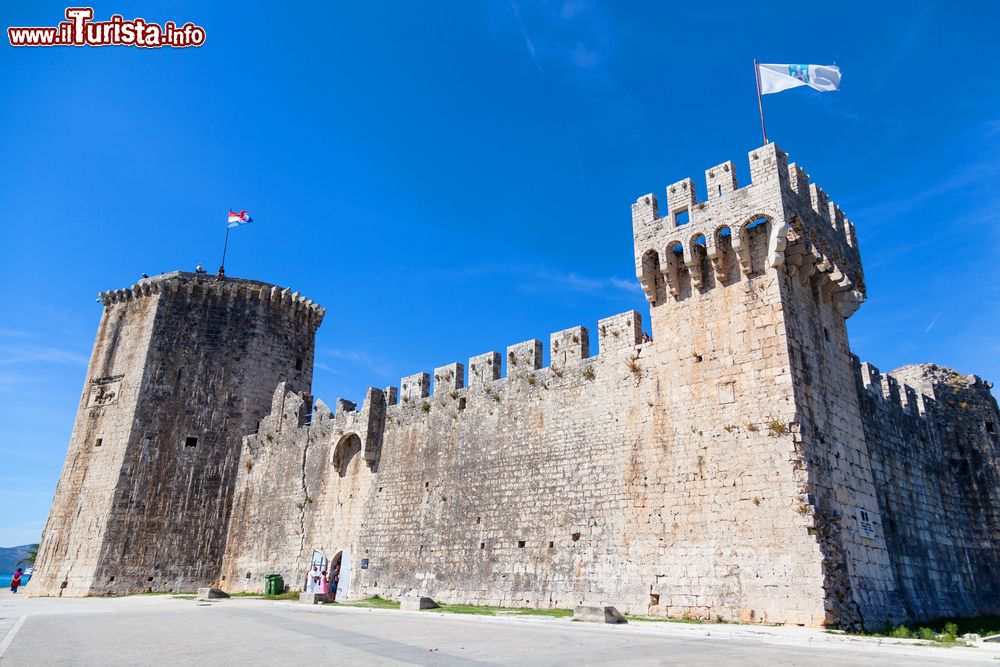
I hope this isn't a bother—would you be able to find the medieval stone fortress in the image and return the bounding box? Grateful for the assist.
[29,144,999,631]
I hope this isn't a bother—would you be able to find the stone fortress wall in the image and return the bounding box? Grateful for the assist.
[32,145,1000,630]
[857,362,1000,620]
[218,144,1000,628]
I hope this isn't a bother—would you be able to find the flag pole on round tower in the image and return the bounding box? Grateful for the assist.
[220,209,253,276]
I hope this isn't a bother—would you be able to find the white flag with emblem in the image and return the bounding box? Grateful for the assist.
[758,64,841,95]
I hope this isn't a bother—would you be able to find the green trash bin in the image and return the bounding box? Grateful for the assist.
[265,574,283,596]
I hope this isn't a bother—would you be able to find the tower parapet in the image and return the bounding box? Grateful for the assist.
[632,144,865,317]
[97,271,326,329]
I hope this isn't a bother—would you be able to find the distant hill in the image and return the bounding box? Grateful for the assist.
[0,545,34,573]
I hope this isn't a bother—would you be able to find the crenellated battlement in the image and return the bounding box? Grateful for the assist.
[251,381,387,466]
[853,356,934,419]
[97,271,326,328]
[381,310,644,410]
[632,144,865,318]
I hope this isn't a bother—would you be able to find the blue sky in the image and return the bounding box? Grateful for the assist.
[1,1,998,548]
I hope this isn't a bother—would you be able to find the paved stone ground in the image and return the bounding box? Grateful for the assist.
[1,592,997,666]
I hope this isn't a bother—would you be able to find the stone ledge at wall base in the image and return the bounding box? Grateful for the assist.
[573,605,627,624]
[401,596,439,611]
[299,592,333,604]
[196,588,230,600]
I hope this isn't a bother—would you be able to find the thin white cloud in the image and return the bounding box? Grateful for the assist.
[0,345,89,367]
[497,0,614,81]
[424,261,638,299]
[924,312,943,334]
[318,348,395,378]
[0,328,32,338]
[507,0,543,75]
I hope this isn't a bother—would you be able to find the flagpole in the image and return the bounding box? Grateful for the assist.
[220,224,230,274]
[754,58,768,145]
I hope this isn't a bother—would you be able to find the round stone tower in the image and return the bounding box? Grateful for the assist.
[30,271,324,596]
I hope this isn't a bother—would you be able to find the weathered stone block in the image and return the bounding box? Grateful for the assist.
[401,596,439,610]
[573,605,626,624]
[196,587,230,600]
[299,592,332,604]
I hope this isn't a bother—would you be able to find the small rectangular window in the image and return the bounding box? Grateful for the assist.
[517,540,526,548]
[295,357,304,371]
[95,438,103,447]
[987,421,996,434]
[184,436,198,448]
[674,209,690,226]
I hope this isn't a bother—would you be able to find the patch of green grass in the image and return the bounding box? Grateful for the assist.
[625,615,706,624]
[858,616,999,645]
[430,603,571,618]
[171,594,197,600]
[434,603,499,616]
[229,592,264,597]
[342,596,400,610]
[263,590,302,601]
[497,607,573,618]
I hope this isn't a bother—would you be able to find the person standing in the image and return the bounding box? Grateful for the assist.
[320,570,329,597]
[331,564,340,601]
[10,567,23,593]
[304,564,321,593]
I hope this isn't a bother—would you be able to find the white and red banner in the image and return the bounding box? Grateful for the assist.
[227,210,253,228]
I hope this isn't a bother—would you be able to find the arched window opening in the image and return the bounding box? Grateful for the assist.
[332,433,362,477]
[747,217,767,230]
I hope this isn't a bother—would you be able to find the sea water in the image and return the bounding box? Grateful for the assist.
[1,574,31,589]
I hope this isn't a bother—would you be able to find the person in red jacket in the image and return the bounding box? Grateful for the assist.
[10,568,23,593]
